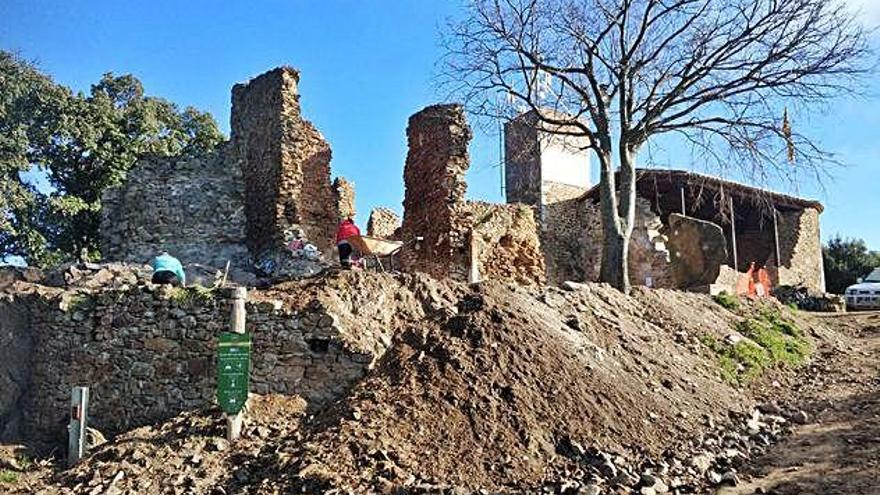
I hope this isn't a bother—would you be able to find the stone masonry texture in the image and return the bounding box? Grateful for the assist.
[100,146,249,270]
[102,66,343,275]
[399,105,472,279]
[0,264,427,450]
[230,66,337,258]
[400,104,544,284]
[367,208,401,239]
[776,207,824,292]
[333,177,357,222]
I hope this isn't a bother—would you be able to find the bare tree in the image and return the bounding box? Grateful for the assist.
[440,0,872,293]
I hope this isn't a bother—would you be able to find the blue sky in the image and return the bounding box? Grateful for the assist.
[2,0,878,249]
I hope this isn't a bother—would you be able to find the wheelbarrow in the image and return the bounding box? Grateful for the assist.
[345,235,421,272]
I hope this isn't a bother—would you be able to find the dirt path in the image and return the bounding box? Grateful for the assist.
[719,312,880,495]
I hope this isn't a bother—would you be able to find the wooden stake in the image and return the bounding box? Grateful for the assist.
[227,287,247,442]
[468,231,481,284]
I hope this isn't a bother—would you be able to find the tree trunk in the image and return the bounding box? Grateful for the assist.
[598,144,638,294]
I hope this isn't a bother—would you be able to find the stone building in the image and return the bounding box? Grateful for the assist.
[504,109,592,283]
[101,67,352,277]
[501,111,825,292]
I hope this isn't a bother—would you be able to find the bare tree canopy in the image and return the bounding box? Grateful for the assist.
[441,0,873,292]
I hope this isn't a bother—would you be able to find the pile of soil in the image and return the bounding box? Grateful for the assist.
[3,272,847,494]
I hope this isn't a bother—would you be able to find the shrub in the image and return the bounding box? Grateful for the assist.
[712,291,740,311]
[703,306,810,385]
[168,285,216,308]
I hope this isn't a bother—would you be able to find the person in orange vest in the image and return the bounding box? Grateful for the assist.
[335,218,361,269]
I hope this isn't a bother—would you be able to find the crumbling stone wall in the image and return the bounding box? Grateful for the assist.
[333,177,356,221]
[400,104,545,284]
[579,197,674,288]
[0,268,396,449]
[457,202,545,284]
[776,207,824,292]
[542,196,589,284]
[367,208,401,239]
[100,147,249,269]
[399,105,471,279]
[231,67,337,257]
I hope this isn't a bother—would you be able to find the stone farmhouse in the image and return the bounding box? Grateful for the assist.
[503,109,825,294]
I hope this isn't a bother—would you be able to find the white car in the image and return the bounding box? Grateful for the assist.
[845,268,880,310]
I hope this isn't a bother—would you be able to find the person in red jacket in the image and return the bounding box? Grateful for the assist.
[336,218,361,268]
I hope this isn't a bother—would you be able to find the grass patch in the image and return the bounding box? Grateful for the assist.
[15,455,32,471]
[168,285,217,308]
[65,293,91,311]
[712,291,740,311]
[0,470,18,483]
[703,306,810,385]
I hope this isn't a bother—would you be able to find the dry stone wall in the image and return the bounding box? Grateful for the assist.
[578,197,674,288]
[0,267,409,450]
[100,147,249,269]
[399,105,471,279]
[230,67,337,258]
[367,208,401,239]
[777,207,824,292]
[458,202,545,284]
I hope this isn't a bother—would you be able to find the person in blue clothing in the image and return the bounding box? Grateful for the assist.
[151,252,186,287]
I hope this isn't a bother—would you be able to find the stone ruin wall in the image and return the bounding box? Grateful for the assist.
[538,195,587,284]
[399,105,471,279]
[230,67,338,258]
[0,270,389,449]
[503,115,542,207]
[776,207,824,292]
[100,147,249,270]
[367,208,401,239]
[102,66,352,273]
[578,197,674,288]
[400,104,544,284]
[333,177,356,222]
[456,202,545,285]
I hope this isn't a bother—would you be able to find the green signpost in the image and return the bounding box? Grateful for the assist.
[217,332,251,415]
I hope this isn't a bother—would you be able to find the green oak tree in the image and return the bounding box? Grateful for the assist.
[0,51,224,266]
[823,236,880,294]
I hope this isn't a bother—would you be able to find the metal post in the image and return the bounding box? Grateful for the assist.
[68,386,89,466]
[772,208,781,268]
[227,287,247,442]
[680,187,686,215]
[729,196,738,270]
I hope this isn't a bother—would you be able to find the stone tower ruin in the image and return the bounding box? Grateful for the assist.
[504,109,592,214]
[230,67,339,258]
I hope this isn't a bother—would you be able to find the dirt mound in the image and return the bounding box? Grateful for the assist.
[239,282,798,493]
[11,274,836,494]
[43,395,306,495]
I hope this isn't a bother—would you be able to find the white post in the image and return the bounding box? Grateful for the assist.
[468,231,481,284]
[68,386,89,466]
[227,287,247,442]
